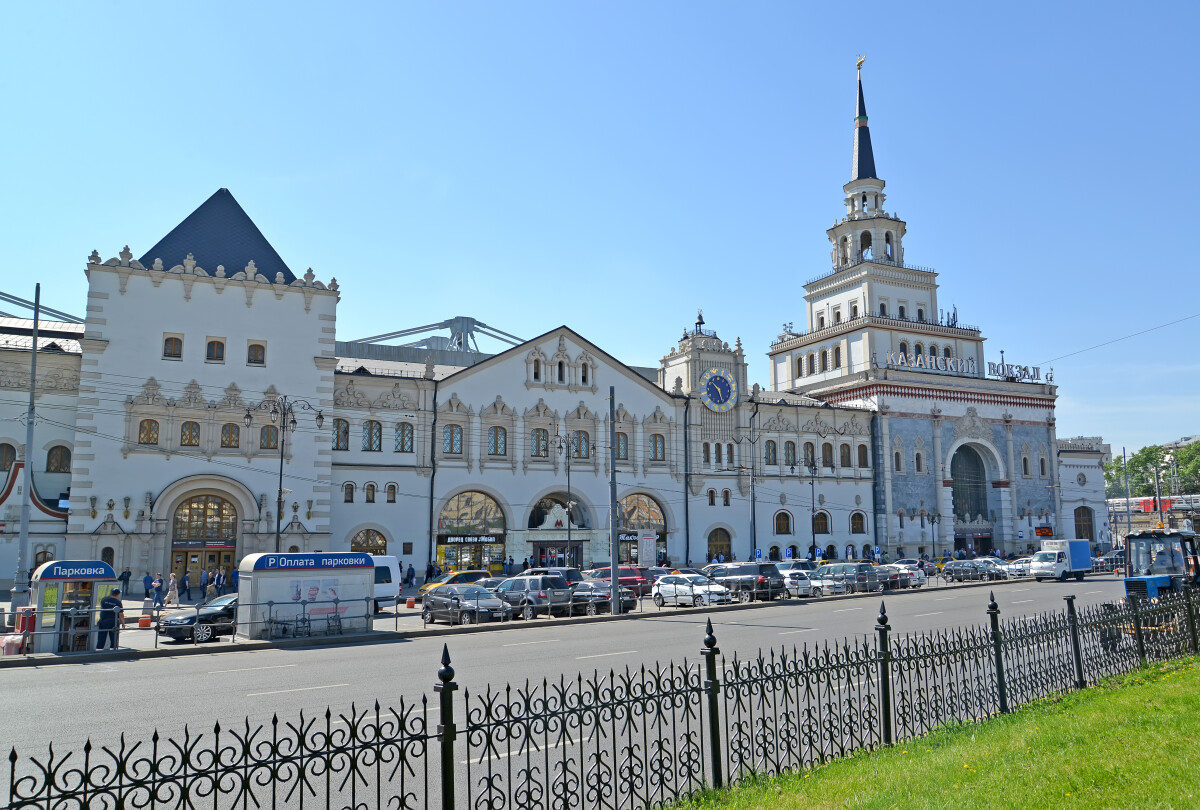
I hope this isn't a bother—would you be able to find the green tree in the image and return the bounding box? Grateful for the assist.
[1105,445,1168,500]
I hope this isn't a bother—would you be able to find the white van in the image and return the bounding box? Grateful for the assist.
[370,555,402,611]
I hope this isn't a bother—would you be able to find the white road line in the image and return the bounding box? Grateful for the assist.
[1011,588,1031,592]
[247,684,349,697]
[503,639,561,647]
[576,650,637,660]
[209,664,297,675]
[915,612,943,617]
[1012,600,1034,604]
[934,597,956,601]
[1084,590,1104,595]
[778,629,815,635]
[833,608,862,613]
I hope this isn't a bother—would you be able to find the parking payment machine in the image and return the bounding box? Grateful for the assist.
[29,560,119,654]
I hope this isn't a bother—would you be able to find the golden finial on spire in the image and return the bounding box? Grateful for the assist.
[856,54,866,73]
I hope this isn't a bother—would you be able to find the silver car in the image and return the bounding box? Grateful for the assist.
[652,574,732,607]
[808,573,846,597]
[784,570,816,597]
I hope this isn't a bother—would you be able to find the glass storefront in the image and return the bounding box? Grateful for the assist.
[438,491,507,574]
[437,538,506,574]
[530,542,582,569]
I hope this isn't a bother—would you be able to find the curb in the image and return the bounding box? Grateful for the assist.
[0,573,1118,669]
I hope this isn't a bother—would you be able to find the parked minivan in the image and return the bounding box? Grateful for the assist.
[370,555,402,611]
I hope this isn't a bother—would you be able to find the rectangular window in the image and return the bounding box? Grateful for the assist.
[395,422,414,453]
[617,432,629,460]
[443,424,463,454]
[162,335,183,359]
[649,434,665,461]
[488,426,507,456]
[531,428,549,458]
[363,420,382,451]
[220,423,240,449]
[206,339,225,362]
[247,343,266,366]
[180,421,200,447]
[402,542,413,555]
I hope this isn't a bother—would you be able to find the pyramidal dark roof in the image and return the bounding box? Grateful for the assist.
[139,189,295,283]
[850,71,878,181]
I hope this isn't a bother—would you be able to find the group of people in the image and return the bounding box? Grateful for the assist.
[119,566,234,607]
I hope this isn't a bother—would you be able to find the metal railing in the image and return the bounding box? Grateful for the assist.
[7,588,1198,810]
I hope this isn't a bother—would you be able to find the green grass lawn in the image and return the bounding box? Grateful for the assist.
[676,656,1200,810]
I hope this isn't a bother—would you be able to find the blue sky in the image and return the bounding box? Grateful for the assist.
[4,2,1196,454]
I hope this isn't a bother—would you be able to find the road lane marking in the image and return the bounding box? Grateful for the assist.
[1011,600,1034,604]
[503,639,560,647]
[915,612,943,617]
[833,608,862,613]
[1084,591,1104,595]
[247,684,349,697]
[934,597,956,601]
[209,664,297,675]
[1011,588,1030,592]
[576,651,637,660]
[778,629,815,635]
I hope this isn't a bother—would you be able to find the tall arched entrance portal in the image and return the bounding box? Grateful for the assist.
[437,491,507,575]
[951,445,993,554]
[171,495,238,581]
[618,494,667,565]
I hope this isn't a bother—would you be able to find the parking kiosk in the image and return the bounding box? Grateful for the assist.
[237,552,374,640]
[29,560,119,654]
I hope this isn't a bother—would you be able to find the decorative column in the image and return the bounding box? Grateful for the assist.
[931,408,952,551]
[1003,413,1017,555]
[1047,414,1062,532]
[880,407,894,549]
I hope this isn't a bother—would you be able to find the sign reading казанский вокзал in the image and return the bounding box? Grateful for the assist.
[884,352,1042,382]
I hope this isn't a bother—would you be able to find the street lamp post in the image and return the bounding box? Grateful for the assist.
[928,513,941,561]
[734,430,763,560]
[551,432,582,566]
[245,396,323,554]
[789,461,820,560]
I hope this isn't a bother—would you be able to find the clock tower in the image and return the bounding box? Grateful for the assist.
[659,310,747,408]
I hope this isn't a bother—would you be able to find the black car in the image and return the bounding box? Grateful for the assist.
[570,580,637,615]
[157,595,238,642]
[703,563,786,601]
[421,584,512,625]
[942,560,997,582]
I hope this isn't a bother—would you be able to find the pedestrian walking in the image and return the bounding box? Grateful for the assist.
[119,566,132,594]
[406,564,415,586]
[205,581,217,602]
[165,573,179,606]
[142,572,153,599]
[181,570,192,601]
[230,568,238,592]
[425,562,434,583]
[151,573,165,607]
[97,588,124,650]
[200,567,209,594]
[520,557,529,572]
[214,568,226,596]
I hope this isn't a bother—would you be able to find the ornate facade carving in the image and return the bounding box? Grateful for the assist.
[953,406,991,441]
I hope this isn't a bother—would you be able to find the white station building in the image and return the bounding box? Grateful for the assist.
[0,68,1109,588]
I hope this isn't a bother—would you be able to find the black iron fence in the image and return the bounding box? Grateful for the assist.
[7,589,1199,809]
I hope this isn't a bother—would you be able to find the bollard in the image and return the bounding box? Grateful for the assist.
[700,619,724,788]
[1129,596,1147,668]
[987,593,1009,714]
[876,601,893,745]
[1064,595,1086,690]
[434,644,458,810]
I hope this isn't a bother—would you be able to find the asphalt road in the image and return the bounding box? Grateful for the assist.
[3,577,1125,756]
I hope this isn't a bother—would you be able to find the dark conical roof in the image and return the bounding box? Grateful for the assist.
[851,73,877,181]
[139,189,295,283]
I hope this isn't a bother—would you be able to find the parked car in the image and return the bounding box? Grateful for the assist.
[418,569,491,598]
[644,567,673,582]
[525,567,588,587]
[370,555,402,611]
[494,574,574,619]
[1005,557,1033,578]
[585,566,654,596]
[652,574,732,607]
[1098,549,1125,573]
[814,562,879,593]
[474,576,507,591]
[976,559,1010,580]
[669,568,707,577]
[876,565,910,590]
[898,564,927,588]
[705,563,787,601]
[776,560,819,574]
[158,595,238,642]
[942,560,989,582]
[421,584,512,625]
[784,570,816,597]
[570,580,637,614]
[807,572,846,597]
[895,558,939,577]
[932,556,956,571]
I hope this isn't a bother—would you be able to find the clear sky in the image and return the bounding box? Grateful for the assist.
[4,2,1196,454]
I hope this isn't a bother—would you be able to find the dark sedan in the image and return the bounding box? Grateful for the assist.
[157,595,238,642]
[421,585,513,625]
[570,580,637,615]
[942,560,1003,582]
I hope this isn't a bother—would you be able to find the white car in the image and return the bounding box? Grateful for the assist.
[807,574,847,597]
[896,564,926,588]
[1006,557,1032,577]
[652,574,732,607]
[784,570,816,597]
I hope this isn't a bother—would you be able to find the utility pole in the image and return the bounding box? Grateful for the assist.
[12,284,40,608]
[1153,463,1165,525]
[608,386,620,615]
[1122,447,1132,537]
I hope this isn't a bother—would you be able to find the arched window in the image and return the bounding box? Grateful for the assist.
[581,363,589,384]
[917,309,925,322]
[163,336,182,359]
[851,303,858,318]
[387,484,397,503]
[488,426,507,456]
[443,425,464,455]
[885,231,894,259]
[899,342,908,355]
[860,231,873,259]
[703,443,711,465]
[618,493,666,531]
[820,351,828,371]
[344,483,355,503]
[915,452,923,473]
[533,359,541,381]
[894,451,902,472]
[1022,456,1030,476]
[929,344,938,357]
[722,489,731,507]
[365,483,376,503]
[784,441,797,466]
[818,315,825,330]
[557,361,565,383]
[898,306,906,320]
[220,423,240,448]
[173,495,237,543]
[530,428,549,458]
[138,419,160,445]
[708,489,716,506]
[101,546,115,566]
[807,355,815,374]
[260,426,278,450]
[351,528,387,554]
[363,420,382,451]
[714,443,723,465]
[247,344,266,365]
[1074,506,1095,541]
[180,421,200,447]
[708,528,731,561]
[775,512,793,535]
[764,440,778,465]
[649,434,666,461]
[571,430,590,459]
[47,445,71,472]
[0,443,15,471]
[951,446,989,523]
[206,340,225,362]
[727,443,734,464]
[858,445,869,468]
[915,343,923,356]
[395,422,414,453]
[813,512,830,534]
[440,491,506,534]
[796,358,804,378]
[822,442,833,467]
[616,432,629,460]
[879,303,888,316]
[804,442,815,465]
[1040,457,1047,477]
[944,347,952,358]
[851,513,867,534]
[333,419,349,451]
[838,444,850,467]
[834,311,842,324]
[833,347,841,368]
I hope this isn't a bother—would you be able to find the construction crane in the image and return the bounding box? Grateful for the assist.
[350,316,524,353]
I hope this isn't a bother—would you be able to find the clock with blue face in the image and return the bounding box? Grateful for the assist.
[699,367,737,412]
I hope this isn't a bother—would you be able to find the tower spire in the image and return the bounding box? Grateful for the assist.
[851,56,877,181]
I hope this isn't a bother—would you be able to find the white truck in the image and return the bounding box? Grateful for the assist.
[1031,539,1092,582]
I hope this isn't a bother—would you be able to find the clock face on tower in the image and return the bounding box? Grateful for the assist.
[699,367,738,413]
